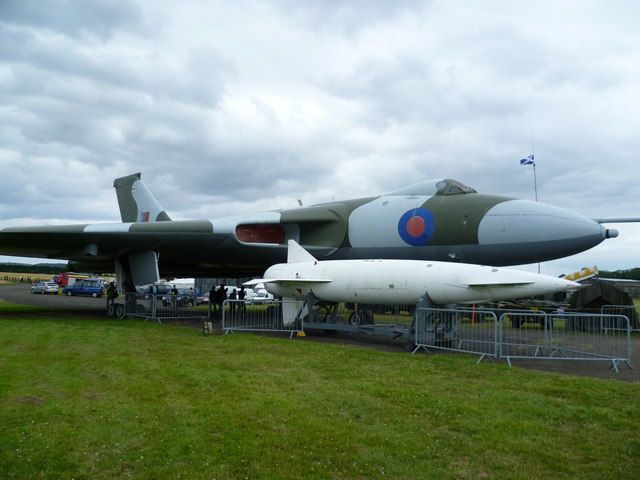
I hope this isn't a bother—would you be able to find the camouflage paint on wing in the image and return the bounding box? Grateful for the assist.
[279,198,373,248]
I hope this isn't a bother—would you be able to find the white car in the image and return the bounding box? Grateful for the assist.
[249,289,274,302]
[31,281,59,295]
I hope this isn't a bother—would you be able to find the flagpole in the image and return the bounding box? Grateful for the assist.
[533,154,540,272]
[530,141,540,272]
[519,150,539,272]
[533,162,538,202]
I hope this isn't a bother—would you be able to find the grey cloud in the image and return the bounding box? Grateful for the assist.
[0,0,148,40]
[0,26,233,107]
[272,0,427,35]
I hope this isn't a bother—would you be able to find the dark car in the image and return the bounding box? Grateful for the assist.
[136,283,192,307]
[62,279,105,297]
[161,287,193,307]
[136,283,173,300]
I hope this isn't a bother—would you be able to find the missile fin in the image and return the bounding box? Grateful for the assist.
[266,278,331,284]
[243,277,331,286]
[287,239,317,263]
[467,281,534,287]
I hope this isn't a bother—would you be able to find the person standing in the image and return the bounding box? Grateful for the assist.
[229,288,237,317]
[209,285,216,315]
[238,285,246,315]
[170,285,178,308]
[217,284,227,315]
[106,282,118,309]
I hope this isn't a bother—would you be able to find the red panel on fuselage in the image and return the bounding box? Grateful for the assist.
[235,224,285,244]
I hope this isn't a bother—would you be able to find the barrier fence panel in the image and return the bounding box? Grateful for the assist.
[413,307,498,362]
[496,310,548,360]
[498,311,632,372]
[153,297,209,321]
[309,302,415,327]
[119,293,208,322]
[222,299,304,338]
[121,292,155,320]
[601,305,639,332]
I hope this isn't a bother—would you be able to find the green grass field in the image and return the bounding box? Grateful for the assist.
[1,305,639,479]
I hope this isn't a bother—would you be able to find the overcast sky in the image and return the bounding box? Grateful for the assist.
[1,0,639,275]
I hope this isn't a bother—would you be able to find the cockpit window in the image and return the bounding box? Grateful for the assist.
[388,179,476,196]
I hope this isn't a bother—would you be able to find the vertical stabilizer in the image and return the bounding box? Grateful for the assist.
[287,240,317,263]
[113,173,171,223]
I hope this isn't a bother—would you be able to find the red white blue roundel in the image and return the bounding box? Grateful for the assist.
[398,208,435,246]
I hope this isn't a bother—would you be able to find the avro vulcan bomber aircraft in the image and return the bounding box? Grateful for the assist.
[0,173,633,287]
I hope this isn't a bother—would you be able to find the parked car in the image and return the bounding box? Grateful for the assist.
[161,287,193,307]
[62,278,105,297]
[31,281,59,295]
[196,295,210,306]
[249,289,274,303]
[134,284,193,307]
[136,283,173,300]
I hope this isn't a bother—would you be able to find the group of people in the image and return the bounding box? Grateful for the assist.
[208,284,247,315]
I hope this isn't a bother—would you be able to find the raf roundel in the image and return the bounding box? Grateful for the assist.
[397,208,436,246]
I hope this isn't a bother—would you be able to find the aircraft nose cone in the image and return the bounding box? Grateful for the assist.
[605,228,619,238]
[478,200,605,263]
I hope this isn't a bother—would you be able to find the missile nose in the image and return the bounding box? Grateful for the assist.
[566,280,581,289]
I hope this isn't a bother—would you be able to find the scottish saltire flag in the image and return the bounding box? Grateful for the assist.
[519,154,535,165]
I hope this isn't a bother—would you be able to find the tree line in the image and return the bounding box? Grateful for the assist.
[599,268,640,281]
[0,263,68,274]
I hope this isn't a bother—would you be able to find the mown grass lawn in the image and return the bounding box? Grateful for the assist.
[0,313,639,479]
[0,299,49,313]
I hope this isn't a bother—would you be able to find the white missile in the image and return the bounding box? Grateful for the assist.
[247,240,580,305]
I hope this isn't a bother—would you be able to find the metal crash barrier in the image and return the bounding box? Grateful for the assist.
[114,291,634,372]
[111,293,209,322]
[304,302,416,339]
[412,307,632,372]
[221,299,304,338]
[498,311,632,372]
[601,305,639,333]
[413,307,498,363]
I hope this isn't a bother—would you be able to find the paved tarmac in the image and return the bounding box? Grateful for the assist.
[1,283,638,381]
[0,282,106,311]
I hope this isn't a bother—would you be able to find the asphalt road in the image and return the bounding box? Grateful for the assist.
[0,282,107,311]
[1,282,638,381]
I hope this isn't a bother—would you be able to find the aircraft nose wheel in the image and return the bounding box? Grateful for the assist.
[403,341,416,352]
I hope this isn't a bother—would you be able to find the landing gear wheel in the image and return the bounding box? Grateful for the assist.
[403,342,417,352]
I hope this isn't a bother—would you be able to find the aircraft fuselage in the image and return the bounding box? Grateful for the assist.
[0,177,615,277]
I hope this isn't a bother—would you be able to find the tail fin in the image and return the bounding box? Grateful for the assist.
[287,240,317,263]
[113,173,171,223]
